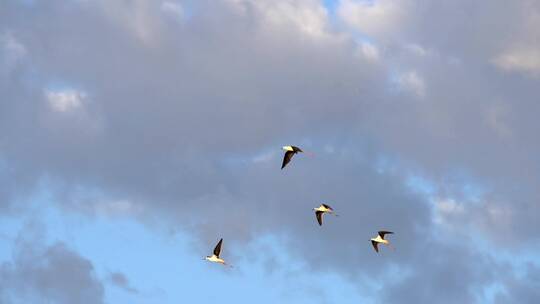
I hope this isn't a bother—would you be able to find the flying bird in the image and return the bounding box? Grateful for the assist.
[204,238,231,267]
[313,203,338,226]
[281,145,303,169]
[370,231,394,253]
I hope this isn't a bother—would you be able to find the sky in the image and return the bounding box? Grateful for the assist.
[1,0,540,303]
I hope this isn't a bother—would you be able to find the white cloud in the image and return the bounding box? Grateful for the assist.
[337,0,407,38]
[1,32,27,70]
[433,198,465,227]
[492,8,540,76]
[226,0,331,39]
[94,199,143,217]
[356,41,380,61]
[97,0,163,46]
[437,198,464,214]
[493,47,540,76]
[45,89,86,113]
[404,43,428,57]
[396,70,425,97]
[161,1,184,20]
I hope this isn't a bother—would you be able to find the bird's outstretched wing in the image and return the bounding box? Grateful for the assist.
[213,238,223,257]
[281,150,295,169]
[378,231,394,239]
[371,240,379,253]
[321,203,333,210]
[316,211,324,226]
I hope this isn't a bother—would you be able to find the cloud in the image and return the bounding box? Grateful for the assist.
[1,0,540,303]
[491,3,540,76]
[382,241,500,304]
[394,70,425,97]
[225,0,333,39]
[45,88,86,113]
[108,272,138,294]
[161,1,184,20]
[0,222,105,304]
[493,47,540,76]
[356,41,380,61]
[404,43,428,57]
[494,263,540,304]
[1,32,27,72]
[337,0,410,39]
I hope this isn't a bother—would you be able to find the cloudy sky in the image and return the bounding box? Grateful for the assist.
[1,0,540,303]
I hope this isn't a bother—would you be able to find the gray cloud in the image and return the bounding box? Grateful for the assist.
[495,262,540,304]
[1,0,540,303]
[382,240,500,304]
[108,271,138,294]
[0,222,104,304]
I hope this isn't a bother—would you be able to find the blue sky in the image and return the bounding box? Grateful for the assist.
[0,198,366,303]
[2,0,540,303]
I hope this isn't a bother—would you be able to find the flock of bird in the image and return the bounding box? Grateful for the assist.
[204,145,394,267]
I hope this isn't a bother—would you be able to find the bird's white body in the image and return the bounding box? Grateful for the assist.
[283,146,294,152]
[370,231,394,253]
[205,255,225,264]
[313,203,338,226]
[371,235,389,245]
[204,238,231,266]
[313,204,333,214]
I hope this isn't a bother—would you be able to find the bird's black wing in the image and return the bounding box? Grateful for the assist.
[378,231,394,240]
[321,203,333,210]
[213,238,223,257]
[292,146,303,153]
[316,211,323,226]
[281,150,295,169]
[371,240,379,253]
